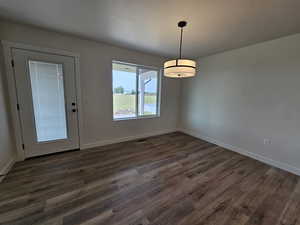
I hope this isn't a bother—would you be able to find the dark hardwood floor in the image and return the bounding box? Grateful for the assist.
[1,132,300,225]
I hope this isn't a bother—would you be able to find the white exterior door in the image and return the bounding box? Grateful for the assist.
[12,48,79,158]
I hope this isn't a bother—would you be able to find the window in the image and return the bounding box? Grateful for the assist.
[112,61,160,120]
[29,61,67,142]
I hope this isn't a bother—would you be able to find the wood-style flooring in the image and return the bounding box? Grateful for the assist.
[1,132,300,225]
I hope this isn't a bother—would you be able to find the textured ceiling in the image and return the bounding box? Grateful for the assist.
[0,0,300,58]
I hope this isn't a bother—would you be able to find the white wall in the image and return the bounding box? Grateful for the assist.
[3,19,300,177]
[0,45,16,175]
[0,20,180,154]
[180,33,300,174]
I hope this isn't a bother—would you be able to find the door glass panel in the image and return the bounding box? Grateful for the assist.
[29,60,67,142]
[138,69,158,116]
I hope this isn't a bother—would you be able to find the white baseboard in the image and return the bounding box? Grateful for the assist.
[81,128,177,150]
[179,128,300,176]
[0,157,16,183]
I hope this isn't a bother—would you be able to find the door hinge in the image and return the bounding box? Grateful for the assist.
[22,144,25,150]
[11,60,14,68]
[17,104,20,111]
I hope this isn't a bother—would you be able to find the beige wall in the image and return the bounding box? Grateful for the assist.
[0,20,180,156]
[180,33,300,173]
[0,45,16,174]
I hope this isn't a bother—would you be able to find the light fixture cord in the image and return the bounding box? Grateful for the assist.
[179,27,183,59]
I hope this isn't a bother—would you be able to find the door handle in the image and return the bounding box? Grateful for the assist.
[72,109,77,112]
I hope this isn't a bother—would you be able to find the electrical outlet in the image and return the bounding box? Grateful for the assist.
[263,138,271,145]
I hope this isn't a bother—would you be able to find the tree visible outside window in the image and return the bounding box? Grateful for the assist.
[112,62,160,120]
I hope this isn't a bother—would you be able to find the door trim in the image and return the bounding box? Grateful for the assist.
[2,41,83,161]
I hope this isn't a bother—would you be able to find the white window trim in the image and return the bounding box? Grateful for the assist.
[112,60,161,121]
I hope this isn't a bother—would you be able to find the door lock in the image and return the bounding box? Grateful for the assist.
[71,103,77,112]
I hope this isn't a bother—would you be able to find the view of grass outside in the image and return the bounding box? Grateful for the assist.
[113,94,156,117]
[140,94,157,115]
[112,62,159,119]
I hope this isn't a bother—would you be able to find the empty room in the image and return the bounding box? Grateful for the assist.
[1,1,300,224]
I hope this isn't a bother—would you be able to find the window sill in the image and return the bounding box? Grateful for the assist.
[113,115,160,122]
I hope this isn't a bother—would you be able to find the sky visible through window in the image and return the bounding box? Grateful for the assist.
[112,63,159,119]
[113,70,157,93]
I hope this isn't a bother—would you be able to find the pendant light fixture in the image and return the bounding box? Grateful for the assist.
[164,21,196,78]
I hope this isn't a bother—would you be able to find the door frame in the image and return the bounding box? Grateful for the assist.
[2,41,83,161]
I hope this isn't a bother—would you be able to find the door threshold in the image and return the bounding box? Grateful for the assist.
[26,148,80,160]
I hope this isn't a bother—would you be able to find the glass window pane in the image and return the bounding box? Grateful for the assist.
[112,63,137,119]
[29,61,67,142]
[138,69,158,116]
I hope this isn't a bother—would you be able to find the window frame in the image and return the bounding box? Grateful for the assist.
[112,60,161,121]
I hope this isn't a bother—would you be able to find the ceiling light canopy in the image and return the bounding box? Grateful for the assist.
[164,21,196,78]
